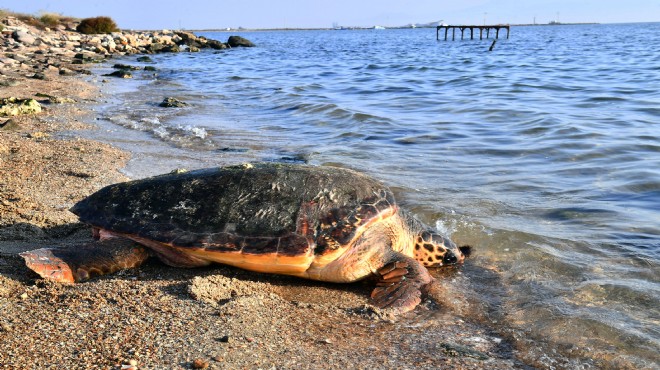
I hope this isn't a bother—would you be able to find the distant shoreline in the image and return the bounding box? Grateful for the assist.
[186,22,607,33]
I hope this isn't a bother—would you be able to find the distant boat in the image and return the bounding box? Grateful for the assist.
[373,25,386,30]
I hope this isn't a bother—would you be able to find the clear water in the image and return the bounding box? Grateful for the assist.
[92,23,660,368]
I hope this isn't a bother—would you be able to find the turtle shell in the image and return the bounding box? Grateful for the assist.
[71,163,397,259]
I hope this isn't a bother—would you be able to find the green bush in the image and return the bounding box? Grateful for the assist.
[76,16,119,34]
[39,13,61,27]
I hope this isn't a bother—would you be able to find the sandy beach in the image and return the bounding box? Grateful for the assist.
[1,16,540,369]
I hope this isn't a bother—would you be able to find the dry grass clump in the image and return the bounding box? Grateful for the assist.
[0,9,78,30]
[76,16,119,34]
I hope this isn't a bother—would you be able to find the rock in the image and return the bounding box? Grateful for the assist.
[137,56,153,63]
[188,46,200,52]
[0,58,18,67]
[103,70,133,78]
[192,359,209,369]
[59,68,75,76]
[35,93,76,104]
[72,54,102,64]
[9,53,29,63]
[206,39,227,50]
[159,97,188,108]
[12,30,36,46]
[0,98,42,116]
[147,43,166,52]
[161,44,180,53]
[143,66,157,71]
[174,31,198,43]
[31,73,47,80]
[112,63,141,70]
[227,35,255,47]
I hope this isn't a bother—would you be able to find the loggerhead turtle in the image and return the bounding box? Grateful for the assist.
[21,163,469,313]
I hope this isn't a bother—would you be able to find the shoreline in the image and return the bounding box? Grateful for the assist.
[1,16,539,369]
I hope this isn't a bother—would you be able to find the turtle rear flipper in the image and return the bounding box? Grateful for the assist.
[20,238,150,283]
[370,254,434,314]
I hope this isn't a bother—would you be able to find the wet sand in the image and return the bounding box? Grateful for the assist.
[0,26,525,370]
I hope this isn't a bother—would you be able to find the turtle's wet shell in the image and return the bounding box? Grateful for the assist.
[71,163,397,258]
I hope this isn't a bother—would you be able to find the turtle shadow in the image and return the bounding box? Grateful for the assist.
[0,219,370,309]
[135,259,374,309]
[0,222,91,282]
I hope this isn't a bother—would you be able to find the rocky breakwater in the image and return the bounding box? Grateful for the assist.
[1,15,253,81]
[1,14,254,116]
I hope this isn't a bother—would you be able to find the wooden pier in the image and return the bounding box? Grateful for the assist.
[436,24,510,41]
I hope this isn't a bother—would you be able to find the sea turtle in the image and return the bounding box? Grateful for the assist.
[21,163,468,313]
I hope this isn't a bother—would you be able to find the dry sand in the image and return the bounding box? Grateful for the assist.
[0,34,527,370]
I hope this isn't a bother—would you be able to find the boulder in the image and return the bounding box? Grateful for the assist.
[12,30,36,46]
[174,31,198,43]
[206,39,227,50]
[227,35,255,47]
[0,98,42,116]
[103,70,133,78]
[147,43,166,52]
[159,97,188,108]
[112,63,141,70]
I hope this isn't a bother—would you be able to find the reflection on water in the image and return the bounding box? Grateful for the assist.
[92,23,660,368]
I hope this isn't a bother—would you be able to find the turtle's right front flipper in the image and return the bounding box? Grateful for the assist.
[370,253,434,314]
[20,238,150,283]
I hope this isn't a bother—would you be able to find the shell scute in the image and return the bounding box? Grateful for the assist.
[242,237,279,254]
[277,235,312,256]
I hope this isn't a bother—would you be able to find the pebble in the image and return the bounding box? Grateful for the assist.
[192,358,209,369]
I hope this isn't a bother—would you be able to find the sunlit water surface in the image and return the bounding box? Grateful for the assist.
[89,23,660,368]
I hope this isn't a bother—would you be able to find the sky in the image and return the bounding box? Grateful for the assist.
[2,0,659,30]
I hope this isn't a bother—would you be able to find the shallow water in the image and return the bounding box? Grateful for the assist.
[90,23,659,368]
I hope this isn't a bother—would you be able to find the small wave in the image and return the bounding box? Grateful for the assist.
[141,117,160,125]
[181,125,208,139]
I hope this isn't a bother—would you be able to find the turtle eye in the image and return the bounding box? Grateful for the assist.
[442,250,459,265]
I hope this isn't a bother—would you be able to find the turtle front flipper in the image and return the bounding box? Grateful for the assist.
[20,238,150,283]
[370,253,434,314]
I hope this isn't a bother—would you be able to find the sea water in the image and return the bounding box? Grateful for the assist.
[90,23,659,368]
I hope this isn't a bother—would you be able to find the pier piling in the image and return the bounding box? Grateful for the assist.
[437,25,510,41]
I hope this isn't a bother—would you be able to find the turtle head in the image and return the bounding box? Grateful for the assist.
[413,230,469,267]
